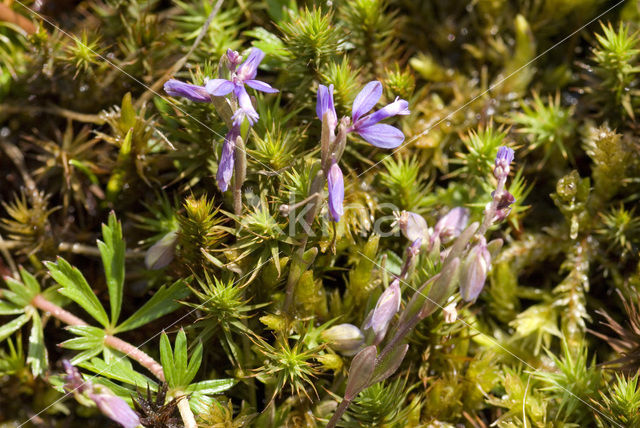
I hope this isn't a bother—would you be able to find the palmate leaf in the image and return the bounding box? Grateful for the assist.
[97,211,126,325]
[45,257,109,328]
[160,329,204,388]
[60,325,106,365]
[80,356,158,390]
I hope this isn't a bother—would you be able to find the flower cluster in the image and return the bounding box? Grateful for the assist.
[164,48,278,191]
[317,82,410,222]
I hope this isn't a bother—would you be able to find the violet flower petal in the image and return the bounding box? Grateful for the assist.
[217,126,239,192]
[233,86,259,126]
[245,79,279,93]
[205,79,235,96]
[89,392,140,428]
[236,47,265,81]
[357,97,410,129]
[164,79,211,102]
[370,279,401,337]
[352,81,382,122]
[327,162,344,222]
[356,123,405,148]
[316,84,337,130]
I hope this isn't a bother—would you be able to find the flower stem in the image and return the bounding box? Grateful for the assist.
[327,397,352,428]
[177,396,197,428]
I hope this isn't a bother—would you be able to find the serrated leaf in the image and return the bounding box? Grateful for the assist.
[184,378,236,395]
[46,258,109,328]
[0,314,30,342]
[159,332,176,387]
[27,311,47,377]
[98,212,126,325]
[115,280,190,333]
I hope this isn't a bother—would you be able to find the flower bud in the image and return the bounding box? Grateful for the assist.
[89,388,141,428]
[492,190,515,222]
[459,238,491,302]
[433,207,469,243]
[395,211,428,242]
[365,279,401,342]
[317,353,343,371]
[327,161,344,222]
[493,146,514,179]
[321,323,365,356]
[226,49,242,71]
[145,230,178,270]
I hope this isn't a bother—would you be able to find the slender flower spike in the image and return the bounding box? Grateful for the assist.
[460,238,492,301]
[366,279,401,340]
[491,190,516,222]
[349,81,410,148]
[316,84,338,132]
[217,124,241,192]
[433,207,469,243]
[89,389,141,428]
[494,146,514,179]
[205,47,279,126]
[163,79,211,103]
[395,210,428,243]
[327,161,344,222]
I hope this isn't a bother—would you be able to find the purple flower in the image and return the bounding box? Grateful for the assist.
[365,279,401,341]
[217,124,240,192]
[459,238,491,302]
[395,211,428,242]
[89,390,141,428]
[433,207,469,244]
[494,146,514,179]
[226,49,242,71]
[316,84,338,131]
[327,161,344,222]
[63,359,89,394]
[491,190,516,222]
[205,48,279,126]
[163,79,211,103]
[144,230,178,270]
[348,81,410,148]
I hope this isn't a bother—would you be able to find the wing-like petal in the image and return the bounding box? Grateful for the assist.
[356,123,404,148]
[164,79,211,102]
[352,81,382,121]
[245,79,279,93]
[205,79,235,96]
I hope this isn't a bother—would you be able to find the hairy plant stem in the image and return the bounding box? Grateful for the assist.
[30,294,165,381]
[327,397,352,428]
[176,396,197,428]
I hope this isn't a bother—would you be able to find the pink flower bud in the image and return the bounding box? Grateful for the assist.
[395,211,428,242]
[365,279,401,342]
[459,238,491,302]
[89,389,141,428]
[433,207,469,243]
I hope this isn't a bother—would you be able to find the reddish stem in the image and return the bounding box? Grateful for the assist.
[31,294,165,382]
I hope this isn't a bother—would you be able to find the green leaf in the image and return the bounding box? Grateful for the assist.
[0,301,25,315]
[184,378,236,395]
[0,314,30,342]
[184,341,203,386]
[174,329,188,384]
[80,357,157,389]
[159,332,176,387]
[115,280,190,333]
[4,277,33,307]
[97,212,126,325]
[46,258,109,328]
[19,267,41,296]
[60,325,106,350]
[27,311,47,377]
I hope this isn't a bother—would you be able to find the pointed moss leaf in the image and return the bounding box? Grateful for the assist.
[174,329,188,385]
[46,258,109,328]
[0,314,29,342]
[184,341,203,386]
[80,357,157,389]
[183,378,236,395]
[115,280,189,333]
[0,300,24,315]
[97,212,126,325]
[160,332,176,388]
[27,311,47,377]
